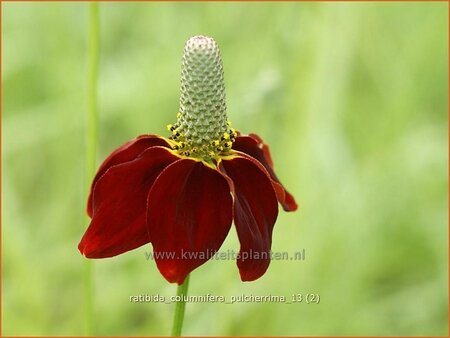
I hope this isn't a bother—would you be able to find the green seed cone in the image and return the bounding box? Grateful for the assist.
[178,36,228,145]
[169,36,235,160]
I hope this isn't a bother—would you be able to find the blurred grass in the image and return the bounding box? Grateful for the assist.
[2,2,448,336]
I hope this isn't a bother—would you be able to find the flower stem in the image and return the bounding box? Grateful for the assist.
[84,2,99,336]
[87,2,99,176]
[171,274,190,336]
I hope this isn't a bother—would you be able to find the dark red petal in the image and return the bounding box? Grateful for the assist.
[79,147,178,258]
[232,151,287,211]
[220,157,278,282]
[147,160,233,284]
[87,135,170,217]
[232,134,298,212]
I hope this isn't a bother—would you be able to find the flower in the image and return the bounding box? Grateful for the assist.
[78,36,297,284]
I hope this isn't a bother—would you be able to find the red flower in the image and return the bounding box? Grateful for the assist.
[78,36,298,285]
[79,133,297,284]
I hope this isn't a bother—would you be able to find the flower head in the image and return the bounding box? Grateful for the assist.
[79,35,297,284]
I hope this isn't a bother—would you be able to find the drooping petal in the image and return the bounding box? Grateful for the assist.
[220,156,278,282]
[79,147,178,258]
[87,135,170,217]
[232,150,287,211]
[232,134,298,212]
[147,160,233,284]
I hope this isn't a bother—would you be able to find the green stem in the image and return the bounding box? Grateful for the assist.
[83,260,94,336]
[84,2,99,336]
[171,275,190,336]
[87,2,99,176]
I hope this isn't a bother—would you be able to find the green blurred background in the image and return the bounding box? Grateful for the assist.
[2,2,448,336]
